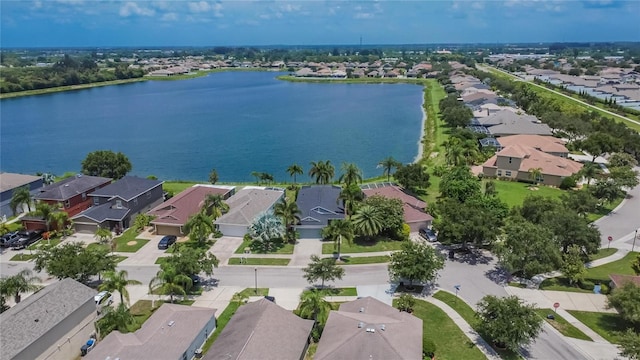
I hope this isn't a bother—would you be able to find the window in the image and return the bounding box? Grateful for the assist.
[497,170,502,176]
[116,200,122,208]
[505,171,512,177]
[508,157,512,164]
[64,200,70,208]
[82,193,87,201]
[93,197,99,205]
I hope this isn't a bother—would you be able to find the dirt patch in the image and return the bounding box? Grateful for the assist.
[126,241,138,246]
[528,186,539,191]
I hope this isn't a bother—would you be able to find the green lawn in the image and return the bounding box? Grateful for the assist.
[336,255,390,265]
[397,298,486,360]
[236,287,269,297]
[491,180,564,208]
[234,238,294,254]
[9,253,35,261]
[589,248,618,261]
[27,238,61,250]
[88,228,150,252]
[302,287,358,297]
[227,257,291,266]
[534,309,593,341]
[166,239,214,253]
[321,237,405,254]
[162,181,200,195]
[586,197,624,222]
[566,310,630,343]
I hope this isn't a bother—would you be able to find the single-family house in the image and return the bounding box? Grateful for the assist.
[361,183,433,232]
[314,297,422,360]
[493,134,569,158]
[215,187,284,237]
[0,173,43,218]
[33,174,112,217]
[0,278,97,360]
[86,304,216,360]
[476,110,552,137]
[482,145,583,187]
[295,185,344,239]
[204,298,313,360]
[609,274,640,289]
[72,176,163,233]
[148,184,235,236]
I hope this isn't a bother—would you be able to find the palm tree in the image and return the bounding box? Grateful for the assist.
[338,184,364,219]
[202,193,229,220]
[184,212,215,245]
[351,205,383,239]
[339,163,363,186]
[321,219,354,260]
[0,278,10,313]
[528,168,543,185]
[259,172,274,185]
[309,160,335,184]
[378,156,401,182]
[97,303,134,335]
[99,270,142,305]
[3,269,41,304]
[149,267,192,303]
[298,289,332,327]
[10,186,32,214]
[287,164,304,184]
[580,162,602,186]
[461,139,480,165]
[35,202,57,231]
[41,173,56,185]
[50,211,69,231]
[445,144,466,167]
[250,171,262,184]
[95,227,113,244]
[273,198,301,243]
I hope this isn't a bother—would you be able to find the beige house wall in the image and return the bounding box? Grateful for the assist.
[154,224,183,236]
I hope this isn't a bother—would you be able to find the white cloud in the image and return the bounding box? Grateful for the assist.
[32,1,43,9]
[280,3,301,13]
[472,2,485,10]
[161,12,178,21]
[189,1,211,13]
[354,12,374,19]
[119,2,155,17]
[213,2,223,17]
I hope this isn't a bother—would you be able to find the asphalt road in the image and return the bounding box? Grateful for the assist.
[594,173,640,247]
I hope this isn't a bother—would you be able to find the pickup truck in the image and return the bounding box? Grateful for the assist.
[11,230,44,250]
[0,232,21,248]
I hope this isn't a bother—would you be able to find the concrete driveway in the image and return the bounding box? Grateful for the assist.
[192,285,244,317]
[210,236,244,264]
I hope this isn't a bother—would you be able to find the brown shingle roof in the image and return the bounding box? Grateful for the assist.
[205,299,313,360]
[148,185,234,226]
[485,145,583,177]
[362,185,433,224]
[315,297,422,360]
[609,274,640,288]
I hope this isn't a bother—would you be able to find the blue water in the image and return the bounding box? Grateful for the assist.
[1,72,424,182]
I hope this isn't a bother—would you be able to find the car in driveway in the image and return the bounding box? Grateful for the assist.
[157,235,177,250]
[0,232,21,248]
[11,230,44,249]
[95,291,113,314]
[419,228,438,242]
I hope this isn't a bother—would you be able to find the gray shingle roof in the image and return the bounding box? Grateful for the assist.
[71,202,130,223]
[478,110,552,136]
[296,185,344,226]
[89,176,162,201]
[315,297,422,360]
[0,173,42,193]
[34,175,111,201]
[205,298,313,360]
[0,278,96,360]
[215,187,283,227]
[86,304,216,360]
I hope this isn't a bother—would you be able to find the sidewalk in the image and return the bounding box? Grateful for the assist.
[505,287,615,313]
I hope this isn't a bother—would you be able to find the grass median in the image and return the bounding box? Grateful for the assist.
[227,257,290,266]
[534,309,592,341]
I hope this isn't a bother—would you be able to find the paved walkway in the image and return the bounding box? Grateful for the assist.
[289,238,323,266]
[554,308,608,343]
[505,287,615,313]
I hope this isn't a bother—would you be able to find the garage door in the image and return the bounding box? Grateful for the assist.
[297,227,323,239]
[218,224,247,238]
[155,225,183,237]
[75,223,99,234]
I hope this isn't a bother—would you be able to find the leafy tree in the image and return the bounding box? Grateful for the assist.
[442,105,473,128]
[394,163,430,192]
[287,163,304,184]
[607,282,640,327]
[590,179,625,206]
[350,205,383,239]
[298,289,332,334]
[562,245,587,285]
[81,150,132,179]
[162,246,219,277]
[388,241,445,287]
[10,186,32,214]
[561,190,598,218]
[208,168,219,184]
[339,162,363,186]
[184,212,214,246]
[609,166,640,190]
[543,207,601,256]
[309,160,335,184]
[99,270,141,305]
[439,166,481,203]
[248,211,285,251]
[396,293,416,313]
[149,266,192,303]
[321,219,354,260]
[2,269,41,304]
[97,303,135,336]
[378,156,401,182]
[476,295,543,352]
[496,217,562,279]
[528,167,543,185]
[303,255,345,288]
[519,195,562,224]
[617,329,640,360]
[34,242,116,284]
[94,227,113,244]
[202,193,229,220]
[363,195,405,238]
[609,153,638,168]
[579,162,602,186]
[35,202,57,231]
[133,213,153,232]
[577,132,622,163]
[273,198,301,243]
[632,254,640,276]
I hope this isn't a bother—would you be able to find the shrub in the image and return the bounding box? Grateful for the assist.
[401,223,411,241]
[560,176,577,190]
[423,338,436,359]
[396,293,416,313]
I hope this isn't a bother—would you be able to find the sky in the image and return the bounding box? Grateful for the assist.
[1,0,639,48]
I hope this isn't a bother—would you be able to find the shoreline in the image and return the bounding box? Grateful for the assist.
[414,98,427,164]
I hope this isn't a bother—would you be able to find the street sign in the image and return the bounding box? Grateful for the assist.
[553,302,560,312]
[608,236,613,242]
[454,285,461,291]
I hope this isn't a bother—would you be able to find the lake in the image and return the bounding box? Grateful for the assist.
[0,72,424,182]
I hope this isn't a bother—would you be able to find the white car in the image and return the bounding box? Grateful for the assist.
[95,291,113,312]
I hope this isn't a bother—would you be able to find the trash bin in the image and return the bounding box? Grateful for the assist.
[194,349,203,359]
[448,250,455,260]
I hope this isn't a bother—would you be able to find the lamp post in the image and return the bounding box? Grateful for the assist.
[254,268,258,294]
[633,229,638,253]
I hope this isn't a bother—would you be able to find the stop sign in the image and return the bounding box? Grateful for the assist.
[553,302,560,309]
[608,236,613,242]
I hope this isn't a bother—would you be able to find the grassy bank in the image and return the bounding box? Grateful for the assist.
[534,309,592,341]
[277,75,428,85]
[0,78,147,99]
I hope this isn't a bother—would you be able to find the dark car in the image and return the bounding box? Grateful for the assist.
[158,235,177,250]
[419,228,438,242]
[0,232,21,248]
[11,230,44,249]
[189,274,201,286]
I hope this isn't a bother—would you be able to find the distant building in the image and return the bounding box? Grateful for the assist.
[0,172,43,218]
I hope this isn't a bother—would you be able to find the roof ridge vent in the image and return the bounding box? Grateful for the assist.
[359,307,365,313]
[358,322,364,328]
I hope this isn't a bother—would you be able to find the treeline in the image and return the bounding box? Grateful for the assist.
[0,55,144,94]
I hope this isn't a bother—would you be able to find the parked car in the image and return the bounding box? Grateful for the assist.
[11,230,44,249]
[0,232,21,248]
[419,228,438,242]
[95,291,113,314]
[157,235,177,250]
[189,274,201,286]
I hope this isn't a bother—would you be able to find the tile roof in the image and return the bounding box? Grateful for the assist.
[609,274,640,288]
[205,299,313,360]
[484,145,583,177]
[215,187,284,227]
[149,185,234,226]
[0,173,42,193]
[315,297,422,360]
[362,184,433,224]
[296,185,344,226]
[34,175,112,201]
[496,135,568,154]
[89,176,163,201]
[86,304,216,360]
[0,278,96,360]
